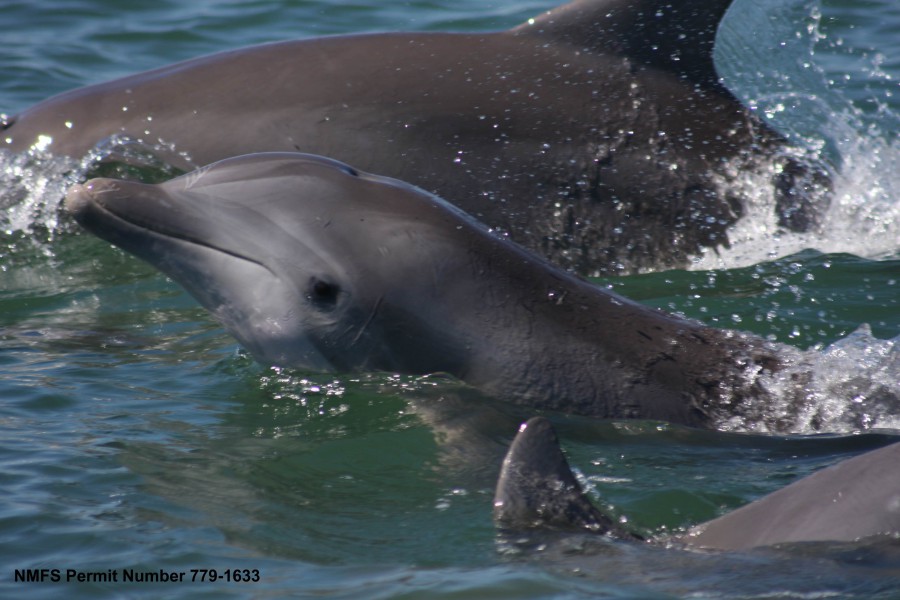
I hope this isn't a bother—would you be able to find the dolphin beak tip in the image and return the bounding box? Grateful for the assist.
[65,178,120,217]
[64,182,92,216]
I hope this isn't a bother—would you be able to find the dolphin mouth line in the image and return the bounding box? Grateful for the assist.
[74,184,277,277]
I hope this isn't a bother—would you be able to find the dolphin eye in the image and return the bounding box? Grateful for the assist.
[307,277,340,309]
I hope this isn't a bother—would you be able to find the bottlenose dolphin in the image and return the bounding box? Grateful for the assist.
[65,152,789,430]
[8,0,828,275]
[495,417,900,549]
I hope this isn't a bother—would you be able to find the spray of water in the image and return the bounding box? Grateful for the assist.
[697,0,900,270]
[691,127,900,271]
[0,135,186,247]
[0,146,83,243]
[716,326,900,434]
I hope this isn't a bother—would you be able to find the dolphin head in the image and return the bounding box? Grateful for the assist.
[65,152,480,372]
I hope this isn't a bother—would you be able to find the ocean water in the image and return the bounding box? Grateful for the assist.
[1,0,899,598]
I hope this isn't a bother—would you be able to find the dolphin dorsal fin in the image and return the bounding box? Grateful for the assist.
[493,417,633,537]
[514,0,735,89]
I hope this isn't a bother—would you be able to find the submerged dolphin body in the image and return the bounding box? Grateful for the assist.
[8,0,828,275]
[495,417,900,549]
[65,152,789,429]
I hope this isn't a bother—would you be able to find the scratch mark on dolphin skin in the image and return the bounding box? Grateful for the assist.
[352,295,384,345]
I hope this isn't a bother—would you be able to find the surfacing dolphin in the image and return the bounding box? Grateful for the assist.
[65,152,793,430]
[7,0,828,275]
[495,417,900,549]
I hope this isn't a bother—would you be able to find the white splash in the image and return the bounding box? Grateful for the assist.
[0,146,84,240]
[700,0,900,270]
[0,135,189,242]
[690,128,900,271]
[721,326,900,434]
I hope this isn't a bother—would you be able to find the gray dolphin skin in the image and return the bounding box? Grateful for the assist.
[65,152,782,429]
[686,440,900,549]
[493,417,642,540]
[495,417,900,549]
[7,0,828,275]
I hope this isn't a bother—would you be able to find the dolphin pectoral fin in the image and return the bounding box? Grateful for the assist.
[515,0,734,90]
[493,417,640,540]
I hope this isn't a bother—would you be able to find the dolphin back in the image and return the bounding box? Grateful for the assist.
[686,441,900,550]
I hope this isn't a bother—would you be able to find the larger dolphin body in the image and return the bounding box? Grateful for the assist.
[7,0,828,275]
[65,152,790,430]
